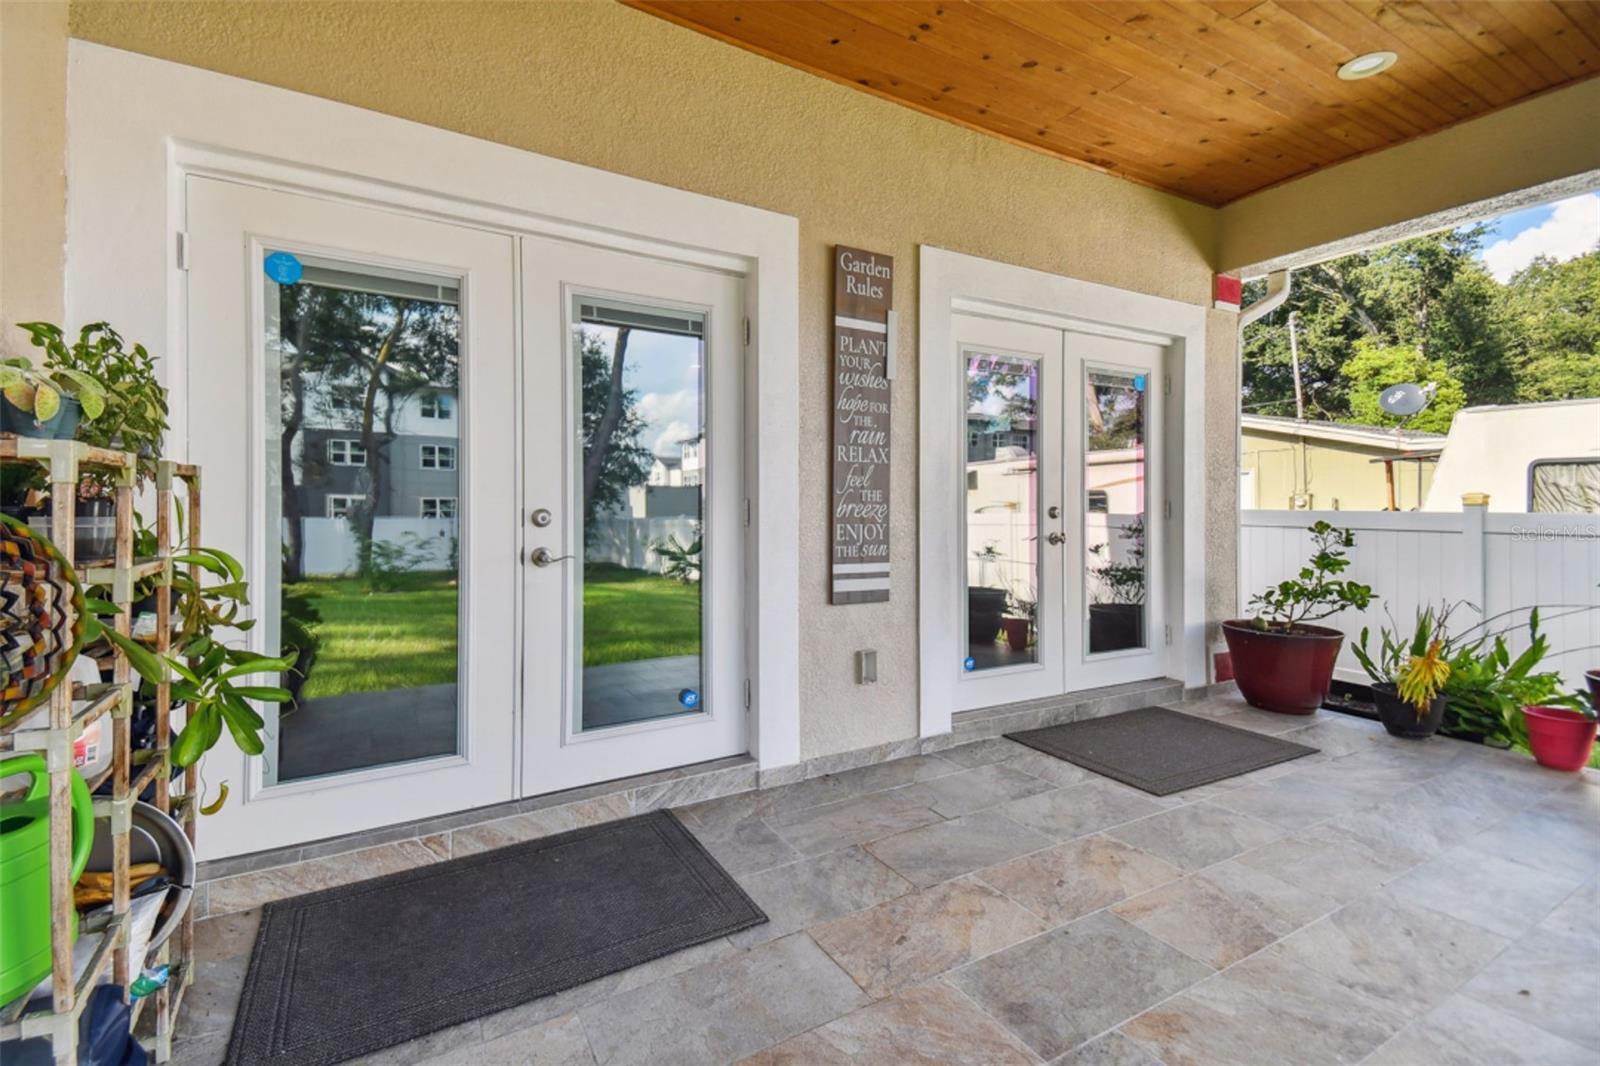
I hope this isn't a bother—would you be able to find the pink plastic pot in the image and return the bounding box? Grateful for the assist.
[1522,705,1598,773]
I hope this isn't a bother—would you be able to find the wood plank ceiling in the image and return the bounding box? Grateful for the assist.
[624,1,1600,205]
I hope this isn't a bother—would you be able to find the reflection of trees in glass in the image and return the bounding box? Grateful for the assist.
[967,358,1037,432]
[1088,517,1146,606]
[277,283,458,580]
[1087,378,1144,453]
[579,327,653,536]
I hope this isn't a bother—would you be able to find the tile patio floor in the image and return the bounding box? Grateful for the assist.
[170,693,1599,1065]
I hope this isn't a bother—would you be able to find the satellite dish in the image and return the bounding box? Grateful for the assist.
[1378,382,1428,417]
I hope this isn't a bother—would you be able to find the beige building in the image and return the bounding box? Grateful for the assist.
[1240,414,1444,512]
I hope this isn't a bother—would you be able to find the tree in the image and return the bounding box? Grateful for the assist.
[1242,224,1518,421]
[579,327,652,534]
[277,284,458,580]
[1340,341,1467,434]
[1496,251,1600,403]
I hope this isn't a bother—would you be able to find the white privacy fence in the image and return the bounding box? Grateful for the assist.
[300,517,457,575]
[587,516,699,575]
[1240,505,1600,689]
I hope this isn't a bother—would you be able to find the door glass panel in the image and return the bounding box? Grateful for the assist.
[264,255,462,782]
[1085,367,1147,654]
[576,299,705,730]
[964,351,1040,671]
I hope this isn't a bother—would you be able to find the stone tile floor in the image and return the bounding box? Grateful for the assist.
[170,694,1599,1065]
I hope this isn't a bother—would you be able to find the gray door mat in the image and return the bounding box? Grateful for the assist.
[1006,706,1318,796]
[225,810,766,1066]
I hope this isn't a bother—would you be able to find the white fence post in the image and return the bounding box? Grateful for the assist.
[1460,492,1488,613]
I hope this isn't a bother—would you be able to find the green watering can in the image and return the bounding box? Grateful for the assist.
[0,753,95,1006]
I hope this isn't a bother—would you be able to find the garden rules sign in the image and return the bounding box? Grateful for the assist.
[831,246,894,604]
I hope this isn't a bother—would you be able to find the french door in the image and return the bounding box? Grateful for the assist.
[954,313,1166,713]
[520,236,747,795]
[185,177,518,855]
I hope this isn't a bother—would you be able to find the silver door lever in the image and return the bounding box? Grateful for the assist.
[527,547,573,567]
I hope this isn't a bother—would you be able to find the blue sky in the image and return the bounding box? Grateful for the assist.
[1473,191,1600,282]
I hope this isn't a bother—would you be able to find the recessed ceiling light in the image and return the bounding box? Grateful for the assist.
[1338,51,1398,80]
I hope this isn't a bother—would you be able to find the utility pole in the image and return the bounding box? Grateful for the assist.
[1288,310,1305,421]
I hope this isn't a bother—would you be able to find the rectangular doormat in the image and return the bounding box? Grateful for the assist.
[1007,706,1318,796]
[225,810,766,1066]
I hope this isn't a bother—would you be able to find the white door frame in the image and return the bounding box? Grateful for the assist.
[66,43,802,859]
[919,246,1208,741]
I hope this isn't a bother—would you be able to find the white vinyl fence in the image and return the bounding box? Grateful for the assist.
[1240,504,1600,689]
[300,517,457,576]
[587,516,699,576]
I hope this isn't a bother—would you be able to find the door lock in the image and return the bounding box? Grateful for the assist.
[527,547,573,567]
[1046,532,1066,546]
[1047,505,1061,519]
[530,508,553,528]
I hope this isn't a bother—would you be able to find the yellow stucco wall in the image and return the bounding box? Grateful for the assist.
[1241,430,1437,513]
[63,0,1226,761]
[0,0,68,357]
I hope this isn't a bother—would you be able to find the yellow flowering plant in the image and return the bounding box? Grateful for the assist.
[1353,605,1454,719]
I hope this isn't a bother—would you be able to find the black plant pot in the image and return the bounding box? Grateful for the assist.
[1374,683,1446,739]
[967,587,1009,646]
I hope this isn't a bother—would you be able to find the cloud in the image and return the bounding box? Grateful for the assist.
[1481,194,1600,283]
[650,419,695,455]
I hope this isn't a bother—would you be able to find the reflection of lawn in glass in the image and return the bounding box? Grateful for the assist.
[582,563,700,667]
[289,564,698,699]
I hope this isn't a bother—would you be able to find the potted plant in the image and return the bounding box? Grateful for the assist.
[1002,591,1035,651]
[1440,608,1574,745]
[1522,700,1598,772]
[1087,517,1146,653]
[1224,521,1373,714]
[89,542,295,810]
[0,355,106,439]
[1352,606,1452,739]
[968,542,1008,646]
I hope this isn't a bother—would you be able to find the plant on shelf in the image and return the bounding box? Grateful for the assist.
[0,354,106,439]
[1352,604,1454,739]
[90,542,295,808]
[1224,521,1374,715]
[17,322,169,475]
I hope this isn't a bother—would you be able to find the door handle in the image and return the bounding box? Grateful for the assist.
[1046,532,1065,546]
[527,547,573,567]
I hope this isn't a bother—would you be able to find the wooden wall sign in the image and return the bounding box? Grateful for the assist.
[831,245,894,604]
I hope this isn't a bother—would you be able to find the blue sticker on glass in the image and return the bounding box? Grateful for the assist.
[1133,374,1147,392]
[263,252,304,286]
[678,688,701,709]
[963,656,976,672]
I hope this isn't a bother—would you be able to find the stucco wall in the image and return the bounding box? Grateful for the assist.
[0,0,68,357]
[65,0,1225,760]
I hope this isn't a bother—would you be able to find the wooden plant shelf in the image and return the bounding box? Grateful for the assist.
[1,443,201,1066]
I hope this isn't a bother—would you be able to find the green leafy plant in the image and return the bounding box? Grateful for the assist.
[0,355,106,424]
[1439,608,1585,748]
[1352,605,1453,718]
[653,532,702,585]
[1088,518,1147,606]
[1247,521,1373,632]
[87,543,295,788]
[1006,590,1036,623]
[17,322,169,479]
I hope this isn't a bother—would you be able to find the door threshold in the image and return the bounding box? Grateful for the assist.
[942,677,1183,745]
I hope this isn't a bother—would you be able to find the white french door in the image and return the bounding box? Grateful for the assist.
[520,236,747,795]
[185,177,519,856]
[955,313,1166,713]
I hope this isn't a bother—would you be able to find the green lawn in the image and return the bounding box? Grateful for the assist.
[289,564,699,699]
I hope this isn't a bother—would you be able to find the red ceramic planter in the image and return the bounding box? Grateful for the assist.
[1222,620,1344,715]
[1523,705,1598,772]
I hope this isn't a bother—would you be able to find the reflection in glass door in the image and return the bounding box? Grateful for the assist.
[263,258,463,783]
[964,351,1041,671]
[575,300,706,730]
[1084,367,1149,655]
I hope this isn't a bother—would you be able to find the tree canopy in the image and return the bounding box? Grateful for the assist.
[1242,224,1600,429]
